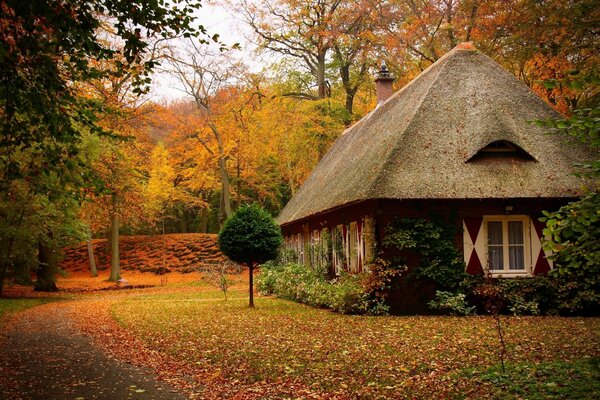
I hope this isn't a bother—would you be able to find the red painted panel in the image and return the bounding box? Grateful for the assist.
[466,250,484,275]
[533,249,551,275]
[464,217,483,244]
[532,218,546,239]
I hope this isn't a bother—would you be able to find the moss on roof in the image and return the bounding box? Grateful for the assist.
[278,45,593,226]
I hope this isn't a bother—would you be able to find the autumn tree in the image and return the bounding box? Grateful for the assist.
[0,136,95,292]
[237,0,385,122]
[0,0,204,189]
[0,0,208,290]
[218,204,283,307]
[329,0,383,118]
[166,43,241,228]
[237,0,343,100]
[378,0,599,113]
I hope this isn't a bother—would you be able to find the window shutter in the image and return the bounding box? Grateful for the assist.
[463,217,484,274]
[530,217,552,275]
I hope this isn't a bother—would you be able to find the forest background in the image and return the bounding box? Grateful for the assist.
[0,0,597,290]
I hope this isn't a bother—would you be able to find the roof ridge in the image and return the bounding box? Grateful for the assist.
[375,44,472,109]
[366,50,457,198]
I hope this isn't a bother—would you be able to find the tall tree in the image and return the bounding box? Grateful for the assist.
[237,0,343,100]
[0,0,204,189]
[0,0,208,289]
[330,0,381,118]
[166,44,239,228]
[378,0,599,112]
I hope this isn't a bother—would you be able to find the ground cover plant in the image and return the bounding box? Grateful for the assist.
[110,284,600,399]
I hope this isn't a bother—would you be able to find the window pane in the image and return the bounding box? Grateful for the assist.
[489,246,504,270]
[488,221,503,245]
[509,246,525,270]
[508,221,523,244]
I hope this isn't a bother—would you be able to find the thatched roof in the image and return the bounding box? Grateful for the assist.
[278,43,592,226]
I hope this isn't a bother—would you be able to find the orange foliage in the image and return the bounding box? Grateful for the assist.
[60,233,229,275]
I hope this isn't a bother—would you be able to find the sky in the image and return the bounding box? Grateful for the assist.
[150,1,256,102]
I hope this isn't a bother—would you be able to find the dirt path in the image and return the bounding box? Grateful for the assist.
[0,302,186,400]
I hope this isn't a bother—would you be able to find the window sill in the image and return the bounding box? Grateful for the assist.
[488,271,532,278]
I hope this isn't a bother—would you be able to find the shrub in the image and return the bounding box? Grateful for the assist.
[429,291,476,315]
[219,204,282,307]
[446,274,599,316]
[257,262,388,315]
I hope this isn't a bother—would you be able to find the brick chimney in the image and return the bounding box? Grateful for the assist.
[375,61,395,105]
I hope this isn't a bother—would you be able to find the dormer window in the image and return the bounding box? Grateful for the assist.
[468,140,536,162]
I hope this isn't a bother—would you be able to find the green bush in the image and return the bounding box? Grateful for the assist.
[218,204,282,267]
[257,262,388,315]
[218,204,282,307]
[429,291,476,315]
[440,275,599,316]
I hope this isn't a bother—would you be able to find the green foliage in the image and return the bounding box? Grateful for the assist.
[449,275,598,316]
[0,0,206,187]
[218,204,283,266]
[540,194,600,310]
[466,358,600,400]
[545,274,600,314]
[538,105,600,313]
[0,177,88,291]
[382,217,467,290]
[429,291,476,316]
[257,262,388,315]
[534,107,600,178]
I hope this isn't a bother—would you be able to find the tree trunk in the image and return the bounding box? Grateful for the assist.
[87,239,98,277]
[236,153,241,209]
[34,242,58,292]
[219,156,232,218]
[445,0,458,48]
[286,158,296,197]
[339,62,355,119]
[344,92,354,120]
[160,210,167,274]
[317,50,328,99]
[109,194,120,282]
[0,258,7,296]
[206,123,232,227]
[248,262,254,308]
[200,206,209,233]
[0,235,16,296]
[179,208,188,233]
[465,2,479,41]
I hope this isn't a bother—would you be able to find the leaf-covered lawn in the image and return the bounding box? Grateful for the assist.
[0,298,56,327]
[111,287,600,399]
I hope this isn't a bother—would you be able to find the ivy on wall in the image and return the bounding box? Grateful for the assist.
[382,217,467,290]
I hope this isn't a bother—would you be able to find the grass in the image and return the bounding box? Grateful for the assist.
[111,287,600,399]
[0,298,56,327]
[465,357,600,399]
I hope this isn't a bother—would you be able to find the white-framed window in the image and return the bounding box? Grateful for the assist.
[483,215,531,276]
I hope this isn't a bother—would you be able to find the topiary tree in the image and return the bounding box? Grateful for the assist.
[218,204,283,307]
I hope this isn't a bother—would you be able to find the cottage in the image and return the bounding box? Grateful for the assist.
[277,43,590,285]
